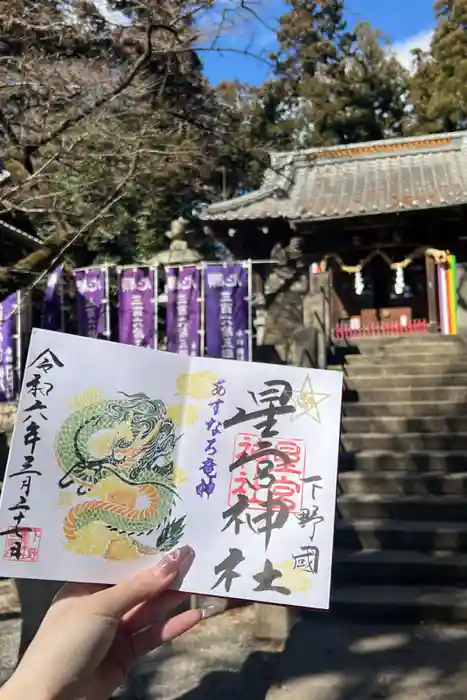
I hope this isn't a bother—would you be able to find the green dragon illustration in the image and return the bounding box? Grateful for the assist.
[55,391,185,558]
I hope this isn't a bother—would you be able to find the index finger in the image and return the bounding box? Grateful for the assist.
[92,545,194,618]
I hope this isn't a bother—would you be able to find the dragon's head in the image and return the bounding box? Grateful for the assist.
[96,393,177,486]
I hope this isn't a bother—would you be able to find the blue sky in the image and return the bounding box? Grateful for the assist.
[201,0,437,85]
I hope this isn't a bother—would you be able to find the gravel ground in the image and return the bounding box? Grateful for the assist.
[3,585,467,700]
[0,581,21,685]
[118,605,265,700]
[0,583,263,699]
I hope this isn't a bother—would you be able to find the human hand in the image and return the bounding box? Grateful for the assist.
[2,545,207,700]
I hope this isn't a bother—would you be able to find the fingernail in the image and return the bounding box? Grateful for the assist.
[156,545,193,577]
[200,600,225,620]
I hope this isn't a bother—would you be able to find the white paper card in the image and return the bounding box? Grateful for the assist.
[0,329,343,610]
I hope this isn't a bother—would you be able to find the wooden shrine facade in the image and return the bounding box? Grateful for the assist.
[196,131,467,340]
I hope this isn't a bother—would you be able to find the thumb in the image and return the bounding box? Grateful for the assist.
[93,545,194,618]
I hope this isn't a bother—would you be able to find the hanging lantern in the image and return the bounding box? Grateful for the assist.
[354,270,364,296]
[394,268,404,295]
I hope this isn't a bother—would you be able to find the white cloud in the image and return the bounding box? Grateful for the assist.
[93,0,130,26]
[391,28,434,72]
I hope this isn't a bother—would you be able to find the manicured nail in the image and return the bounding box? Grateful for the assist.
[201,600,224,620]
[156,545,193,576]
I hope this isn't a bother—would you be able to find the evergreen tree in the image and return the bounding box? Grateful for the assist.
[273,1,409,146]
[410,0,467,133]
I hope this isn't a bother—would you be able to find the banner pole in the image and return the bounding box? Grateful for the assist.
[73,267,82,337]
[103,265,111,340]
[15,291,21,397]
[116,266,122,344]
[247,259,253,362]
[59,271,65,333]
[200,262,205,357]
[153,266,159,350]
[165,266,174,354]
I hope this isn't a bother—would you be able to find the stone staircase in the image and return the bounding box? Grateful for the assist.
[330,335,467,621]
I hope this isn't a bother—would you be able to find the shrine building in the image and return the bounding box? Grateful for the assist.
[197,131,467,338]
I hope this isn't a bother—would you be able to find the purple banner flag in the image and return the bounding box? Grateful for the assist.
[75,267,108,339]
[118,267,156,348]
[205,264,249,361]
[166,266,201,355]
[42,264,64,331]
[0,293,17,402]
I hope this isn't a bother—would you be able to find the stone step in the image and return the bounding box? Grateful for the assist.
[339,471,467,496]
[344,375,467,390]
[344,341,465,358]
[342,361,467,375]
[347,335,462,345]
[330,585,467,622]
[343,386,467,402]
[338,494,467,521]
[339,450,467,473]
[344,336,463,346]
[341,344,465,358]
[342,432,467,452]
[334,519,467,553]
[342,400,467,418]
[342,415,467,433]
[344,352,467,366]
[333,549,467,585]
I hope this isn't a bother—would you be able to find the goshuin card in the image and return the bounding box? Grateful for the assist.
[0,329,343,610]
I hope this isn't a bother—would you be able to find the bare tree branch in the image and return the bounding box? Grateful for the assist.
[0,0,276,289]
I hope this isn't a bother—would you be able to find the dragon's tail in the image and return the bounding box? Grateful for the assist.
[63,484,162,544]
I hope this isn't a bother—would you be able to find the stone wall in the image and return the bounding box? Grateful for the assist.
[260,265,329,369]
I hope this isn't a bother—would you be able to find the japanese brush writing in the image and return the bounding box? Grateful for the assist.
[166,267,200,356]
[213,379,299,595]
[295,475,324,532]
[196,379,226,497]
[212,548,292,597]
[290,469,325,575]
[75,267,108,339]
[204,264,249,361]
[118,267,156,348]
[1,348,64,560]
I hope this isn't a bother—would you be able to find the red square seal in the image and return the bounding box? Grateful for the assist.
[229,433,306,513]
[3,528,42,563]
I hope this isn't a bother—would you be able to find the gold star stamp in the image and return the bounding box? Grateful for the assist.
[290,374,330,424]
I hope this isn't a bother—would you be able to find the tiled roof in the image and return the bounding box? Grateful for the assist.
[196,131,467,223]
[0,158,41,246]
[0,218,41,246]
